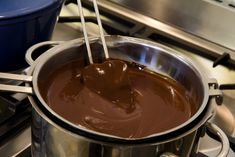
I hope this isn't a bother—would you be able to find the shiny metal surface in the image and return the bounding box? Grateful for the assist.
[31,108,198,157]
[30,36,211,140]
[0,73,32,82]
[25,41,64,65]
[160,152,178,157]
[23,36,226,156]
[87,0,235,63]
[206,123,230,157]
[93,0,109,59]
[77,0,94,64]
[0,84,33,94]
[161,121,231,157]
[108,0,235,50]
[0,73,33,94]
[163,42,235,142]
[0,127,31,157]
[30,95,228,157]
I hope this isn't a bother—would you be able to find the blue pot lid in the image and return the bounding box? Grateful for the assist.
[0,0,62,20]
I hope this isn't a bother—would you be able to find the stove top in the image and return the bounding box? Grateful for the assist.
[107,0,235,53]
[82,0,235,65]
[1,0,235,156]
[0,93,31,141]
[0,93,31,157]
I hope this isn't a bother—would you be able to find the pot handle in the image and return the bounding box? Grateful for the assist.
[202,122,230,157]
[25,41,64,65]
[0,73,33,94]
[160,122,229,157]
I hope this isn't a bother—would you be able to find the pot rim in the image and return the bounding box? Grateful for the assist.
[27,35,211,144]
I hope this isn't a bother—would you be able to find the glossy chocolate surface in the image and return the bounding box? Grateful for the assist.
[40,59,196,138]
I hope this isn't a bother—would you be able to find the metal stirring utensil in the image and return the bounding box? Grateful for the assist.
[76,0,109,64]
[76,0,131,102]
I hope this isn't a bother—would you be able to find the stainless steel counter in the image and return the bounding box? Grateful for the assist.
[0,127,31,157]
[109,0,235,52]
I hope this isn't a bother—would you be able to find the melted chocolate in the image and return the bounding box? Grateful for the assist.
[40,59,196,138]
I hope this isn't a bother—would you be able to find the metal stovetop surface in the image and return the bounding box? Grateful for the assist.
[106,0,235,53]
[86,0,235,64]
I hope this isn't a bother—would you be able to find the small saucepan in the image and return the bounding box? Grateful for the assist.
[0,36,230,157]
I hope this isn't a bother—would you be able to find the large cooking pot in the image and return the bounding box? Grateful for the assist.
[0,0,64,72]
[0,36,229,157]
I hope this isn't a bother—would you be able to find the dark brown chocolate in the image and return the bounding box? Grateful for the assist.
[40,59,196,138]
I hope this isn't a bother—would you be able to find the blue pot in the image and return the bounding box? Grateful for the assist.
[0,0,64,72]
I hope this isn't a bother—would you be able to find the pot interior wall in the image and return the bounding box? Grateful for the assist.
[37,38,205,114]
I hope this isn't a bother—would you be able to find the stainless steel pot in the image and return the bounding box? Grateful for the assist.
[0,36,229,157]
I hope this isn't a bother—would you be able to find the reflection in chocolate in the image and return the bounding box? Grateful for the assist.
[40,59,196,138]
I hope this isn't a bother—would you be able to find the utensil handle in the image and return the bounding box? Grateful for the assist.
[0,73,33,94]
[0,84,33,94]
[25,41,64,65]
[0,72,32,82]
[76,0,94,64]
[93,0,109,59]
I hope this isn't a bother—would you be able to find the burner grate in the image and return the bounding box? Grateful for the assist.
[0,93,31,144]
